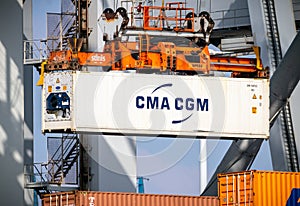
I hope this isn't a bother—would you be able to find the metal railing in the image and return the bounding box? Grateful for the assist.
[47,12,77,51]
[142,4,195,32]
[210,8,250,29]
[24,162,52,187]
[47,134,79,183]
[24,134,79,189]
[23,9,78,66]
[23,40,49,65]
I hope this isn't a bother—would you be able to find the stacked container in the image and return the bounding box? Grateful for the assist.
[218,170,300,206]
[42,191,219,206]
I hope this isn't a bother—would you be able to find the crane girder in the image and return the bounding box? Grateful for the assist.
[269,32,300,124]
[202,31,300,196]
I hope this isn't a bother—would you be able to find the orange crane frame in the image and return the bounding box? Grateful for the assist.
[42,36,267,81]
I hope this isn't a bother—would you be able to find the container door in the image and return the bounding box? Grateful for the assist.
[219,171,254,206]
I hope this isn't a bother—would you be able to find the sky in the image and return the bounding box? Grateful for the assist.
[32,0,60,162]
[32,0,273,196]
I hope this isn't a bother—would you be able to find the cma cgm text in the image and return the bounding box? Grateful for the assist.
[136,96,209,111]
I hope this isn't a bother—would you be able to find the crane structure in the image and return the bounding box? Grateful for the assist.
[137,176,149,193]
[41,37,265,77]
[40,3,267,78]
[22,0,300,201]
[202,0,300,196]
[36,1,269,139]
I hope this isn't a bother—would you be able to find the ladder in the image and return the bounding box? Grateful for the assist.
[263,0,299,172]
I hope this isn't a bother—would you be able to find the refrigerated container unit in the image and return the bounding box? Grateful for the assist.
[42,71,269,139]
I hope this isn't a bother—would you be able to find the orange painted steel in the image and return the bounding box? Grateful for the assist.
[218,170,300,206]
[210,56,258,73]
[42,191,219,206]
[45,37,267,78]
[77,52,112,66]
[142,4,195,32]
[48,50,72,62]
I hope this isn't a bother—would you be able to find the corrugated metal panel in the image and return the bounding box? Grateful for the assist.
[198,0,250,29]
[42,72,269,139]
[218,170,300,206]
[210,8,250,29]
[293,0,300,21]
[42,191,219,206]
[220,37,254,51]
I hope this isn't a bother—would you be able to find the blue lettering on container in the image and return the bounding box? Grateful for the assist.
[286,188,300,206]
[147,96,159,109]
[186,98,194,110]
[197,98,208,111]
[175,98,183,110]
[135,83,209,124]
[136,96,144,108]
[136,96,208,111]
[161,97,170,110]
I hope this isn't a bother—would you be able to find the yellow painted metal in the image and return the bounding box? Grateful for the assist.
[218,170,300,206]
[36,61,47,86]
[253,46,263,70]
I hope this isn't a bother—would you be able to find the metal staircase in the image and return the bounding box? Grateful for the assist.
[263,0,299,172]
[23,0,78,65]
[48,134,80,183]
[47,0,78,51]
[23,0,91,197]
[24,134,80,197]
[60,16,78,50]
[23,0,90,65]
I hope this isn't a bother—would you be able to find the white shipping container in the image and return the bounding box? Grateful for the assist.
[42,71,269,139]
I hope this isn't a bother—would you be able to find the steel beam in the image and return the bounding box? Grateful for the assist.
[202,26,300,197]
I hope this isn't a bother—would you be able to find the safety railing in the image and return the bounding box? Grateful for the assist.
[23,40,49,65]
[210,8,250,29]
[47,12,77,51]
[24,159,78,187]
[24,162,52,187]
[47,134,79,183]
[143,4,195,32]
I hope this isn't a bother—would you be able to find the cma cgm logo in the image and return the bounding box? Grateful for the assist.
[135,83,209,124]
